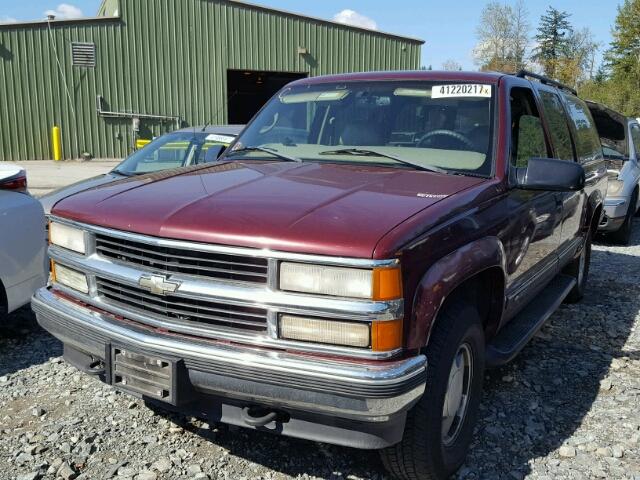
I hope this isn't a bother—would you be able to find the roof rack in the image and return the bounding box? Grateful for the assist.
[515,70,577,96]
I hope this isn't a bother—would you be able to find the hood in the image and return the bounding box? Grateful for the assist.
[39,173,124,215]
[52,162,484,258]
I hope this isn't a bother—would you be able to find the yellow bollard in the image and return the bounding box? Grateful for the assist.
[52,126,62,161]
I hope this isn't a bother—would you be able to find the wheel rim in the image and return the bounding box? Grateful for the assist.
[442,343,473,446]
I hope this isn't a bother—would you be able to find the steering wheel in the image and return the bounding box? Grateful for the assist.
[418,129,475,150]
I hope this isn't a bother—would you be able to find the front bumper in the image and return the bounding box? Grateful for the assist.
[599,198,628,232]
[33,288,426,449]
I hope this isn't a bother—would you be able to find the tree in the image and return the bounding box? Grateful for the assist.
[532,7,572,77]
[442,59,462,71]
[556,28,600,86]
[474,0,529,72]
[606,0,640,86]
[578,0,640,115]
[511,0,530,70]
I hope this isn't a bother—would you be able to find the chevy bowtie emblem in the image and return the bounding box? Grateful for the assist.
[138,274,181,296]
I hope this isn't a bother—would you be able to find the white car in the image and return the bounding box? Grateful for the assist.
[588,102,640,244]
[0,165,47,319]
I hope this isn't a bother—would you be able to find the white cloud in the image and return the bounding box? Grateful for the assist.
[0,15,17,24]
[44,3,84,20]
[333,9,377,31]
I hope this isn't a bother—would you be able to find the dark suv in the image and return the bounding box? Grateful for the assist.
[34,70,606,479]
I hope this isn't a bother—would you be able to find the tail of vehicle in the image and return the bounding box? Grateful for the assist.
[0,165,28,194]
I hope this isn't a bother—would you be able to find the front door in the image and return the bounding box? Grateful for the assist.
[503,86,563,317]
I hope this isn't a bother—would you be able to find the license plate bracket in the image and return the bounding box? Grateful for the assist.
[110,346,176,404]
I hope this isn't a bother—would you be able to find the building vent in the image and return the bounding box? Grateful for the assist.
[71,42,96,68]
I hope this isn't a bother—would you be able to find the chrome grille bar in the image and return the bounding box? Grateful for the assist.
[97,278,268,332]
[95,234,268,284]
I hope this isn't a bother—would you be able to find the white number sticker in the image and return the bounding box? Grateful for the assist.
[432,84,492,99]
[206,134,235,144]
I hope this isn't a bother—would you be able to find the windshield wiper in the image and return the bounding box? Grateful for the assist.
[225,146,302,163]
[318,148,448,174]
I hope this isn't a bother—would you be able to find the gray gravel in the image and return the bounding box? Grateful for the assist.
[1,221,639,480]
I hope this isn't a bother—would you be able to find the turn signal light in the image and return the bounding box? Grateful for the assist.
[372,267,403,301]
[372,318,403,351]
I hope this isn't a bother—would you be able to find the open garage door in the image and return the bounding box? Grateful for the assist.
[227,70,307,124]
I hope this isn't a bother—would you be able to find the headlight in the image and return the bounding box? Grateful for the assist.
[280,315,370,347]
[279,263,402,300]
[279,315,403,351]
[52,262,89,294]
[49,222,87,254]
[607,179,624,197]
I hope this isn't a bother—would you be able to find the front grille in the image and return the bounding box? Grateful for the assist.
[95,234,268,284]
[97,277,268,333]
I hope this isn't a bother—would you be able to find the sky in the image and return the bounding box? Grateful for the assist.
[0,0,620,70]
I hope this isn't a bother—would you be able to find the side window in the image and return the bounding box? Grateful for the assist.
[630,124,640,158]
[562,94,604,163]
[510,87,548,167]
[539,90,575,161]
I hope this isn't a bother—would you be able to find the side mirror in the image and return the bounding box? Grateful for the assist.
[202,144,227,163]
[515,157,585,192]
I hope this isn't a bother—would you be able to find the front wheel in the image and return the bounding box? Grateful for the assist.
[380,301,485,480]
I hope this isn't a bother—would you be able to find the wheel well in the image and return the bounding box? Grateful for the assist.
[0,278,7,316]
[431,267,505,344]
[590,203,603,235]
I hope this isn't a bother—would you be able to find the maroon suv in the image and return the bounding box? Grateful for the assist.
[35,70,607,479]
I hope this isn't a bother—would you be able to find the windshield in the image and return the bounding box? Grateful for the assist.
[228,81,495,176]
[115,131,235,175]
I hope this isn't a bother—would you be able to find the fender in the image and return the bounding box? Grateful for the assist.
[583,189,604,232]
[409,236,507,349]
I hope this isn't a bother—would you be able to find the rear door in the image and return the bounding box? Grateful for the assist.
[536,86,585,264]
[559,92,607,258]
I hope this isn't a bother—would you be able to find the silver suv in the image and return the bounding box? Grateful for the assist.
[587,101,640,244]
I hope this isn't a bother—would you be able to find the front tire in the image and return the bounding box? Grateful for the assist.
[380,301,485,480]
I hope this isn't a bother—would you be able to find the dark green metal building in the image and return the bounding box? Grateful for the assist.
[0,0,423,161]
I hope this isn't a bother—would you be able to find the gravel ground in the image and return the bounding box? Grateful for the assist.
[1,221,639,480]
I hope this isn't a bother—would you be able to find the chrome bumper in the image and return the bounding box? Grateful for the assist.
[33,288,426,424]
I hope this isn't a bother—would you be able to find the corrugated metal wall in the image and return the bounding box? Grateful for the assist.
[0,0,422,161]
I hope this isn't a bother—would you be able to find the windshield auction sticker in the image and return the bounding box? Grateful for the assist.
[432,84,492,99]
[206,134,235,144]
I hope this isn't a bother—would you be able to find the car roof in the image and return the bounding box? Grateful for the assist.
[288,70,506,87]
[175,125,244,135]
[585,101,629,125]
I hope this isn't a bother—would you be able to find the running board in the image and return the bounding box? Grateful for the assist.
[486,274,576,367]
